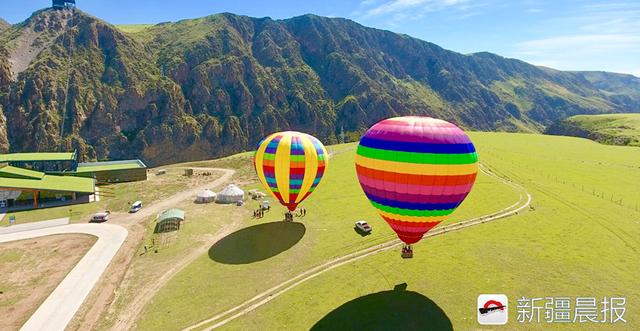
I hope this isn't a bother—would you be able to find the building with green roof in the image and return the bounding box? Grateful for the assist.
[155,208,185,233]
[75,159,147,183]
[0,150,148,211]
[0,164,95,209]
[0,151,78,172]
[0,152,77,163]
[0,151,147,184]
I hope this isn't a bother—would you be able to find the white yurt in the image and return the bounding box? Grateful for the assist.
[196,189,216,203]
[216,184,245,204]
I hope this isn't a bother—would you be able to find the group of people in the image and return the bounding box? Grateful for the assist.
[253,205,270,218]
[284,211,294,222]
[252,204,308,221]
[283,207,308,222]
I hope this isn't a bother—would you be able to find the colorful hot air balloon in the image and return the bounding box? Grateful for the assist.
[254,131,329,212]
[355,116,478,256]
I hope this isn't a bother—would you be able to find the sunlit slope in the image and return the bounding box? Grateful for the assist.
[546,113,640,146]
[134,142,521,330]
[220,132,640,331]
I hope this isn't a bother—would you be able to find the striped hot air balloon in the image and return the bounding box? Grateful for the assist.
[355,116,478,250]
[254,131,329,212]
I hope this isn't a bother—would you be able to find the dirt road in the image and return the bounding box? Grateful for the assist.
[68,167,237,331]
[82,168,239,331]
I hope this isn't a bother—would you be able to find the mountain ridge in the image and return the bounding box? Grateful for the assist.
[0,18,9,31]
[0,9,639,165]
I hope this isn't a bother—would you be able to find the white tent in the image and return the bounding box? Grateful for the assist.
[196,189,216,203]
[216,184,245,204]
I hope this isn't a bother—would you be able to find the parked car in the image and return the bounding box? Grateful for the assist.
[91,212,110,223]
[355,220,372,234]
[130,201,143,213]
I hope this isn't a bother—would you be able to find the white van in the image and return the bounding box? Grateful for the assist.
[91,212,110,223]
[130,201,143,213]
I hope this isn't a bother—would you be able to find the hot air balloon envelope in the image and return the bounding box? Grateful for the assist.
[355,116,478,245]
[254,131,329,211]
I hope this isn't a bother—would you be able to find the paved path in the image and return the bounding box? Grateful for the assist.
[0,223,128,331]
[184,163,533,331]
[0,218,69,235]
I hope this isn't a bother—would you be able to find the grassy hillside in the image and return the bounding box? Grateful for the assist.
[124,132,640,331]
[546,113,640,147]
[0,18,9,31]
[115,24,153,33]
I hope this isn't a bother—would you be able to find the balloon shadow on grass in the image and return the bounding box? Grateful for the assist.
[311,289,452,331]
[208,221,306,264]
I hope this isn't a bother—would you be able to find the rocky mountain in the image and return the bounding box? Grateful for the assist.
[0,18,10,31]
[0,9,639,165]
[572,71,640,111]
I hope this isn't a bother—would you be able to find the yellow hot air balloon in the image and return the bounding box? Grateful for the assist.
[253,131,329,211]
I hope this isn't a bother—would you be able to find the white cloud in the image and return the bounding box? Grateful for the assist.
[510,2,640,75]
[515,34,640,56]
[354,0,474,20]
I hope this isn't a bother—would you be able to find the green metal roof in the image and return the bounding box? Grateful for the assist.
[158,208,185,223]
[0,173,95,193]
[75,160,146,173]
[0,152,77,163]
[0,165,45,180]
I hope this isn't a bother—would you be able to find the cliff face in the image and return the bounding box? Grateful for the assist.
[0,44,11,152]
[0,10,639,166]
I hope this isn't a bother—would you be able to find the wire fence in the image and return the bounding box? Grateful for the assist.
[479,148,640,214]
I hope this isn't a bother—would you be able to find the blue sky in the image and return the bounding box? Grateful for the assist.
[4,0,639,76]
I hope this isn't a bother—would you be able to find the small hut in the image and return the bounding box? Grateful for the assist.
[216,184,245,204]
[155,208,185,233]
[196,190,216,204]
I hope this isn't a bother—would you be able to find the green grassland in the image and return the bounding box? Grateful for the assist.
[218,132,640,330]
[134,142,523,330]
[557,113,640,147]
[116,24,154,34]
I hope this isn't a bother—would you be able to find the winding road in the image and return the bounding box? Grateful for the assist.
[0,167,236,331]
[183,163,532,331]
[107,167,237,331]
